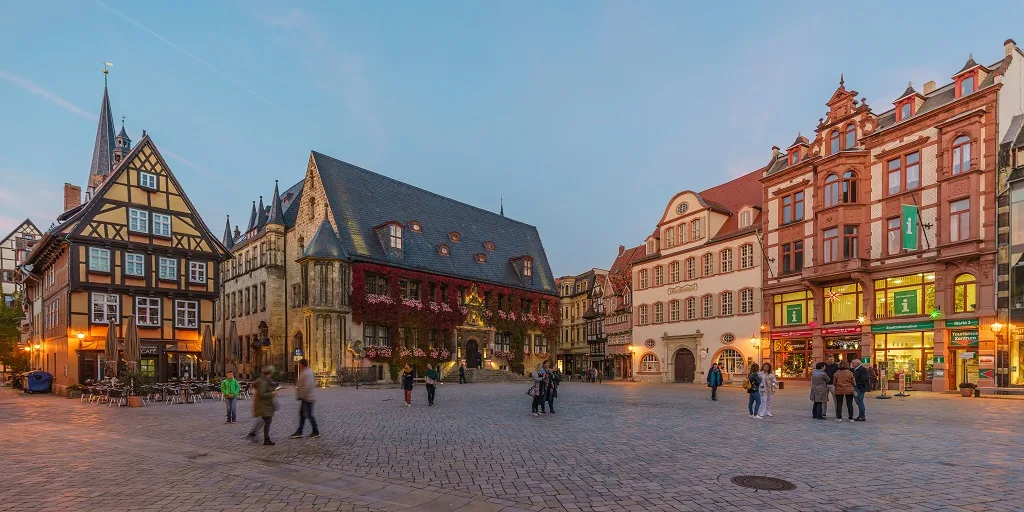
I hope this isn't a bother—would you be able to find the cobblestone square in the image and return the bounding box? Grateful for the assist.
[2,382,1023,512]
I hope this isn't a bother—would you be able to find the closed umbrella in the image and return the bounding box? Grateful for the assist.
[200,324,214,378]
[227,320,239,375]
[104,318,119,379]
[123,315,141,374]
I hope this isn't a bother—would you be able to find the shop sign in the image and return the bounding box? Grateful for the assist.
[892,290,918,316]
[979,355,995,365]
[958,352,976,359]
[901,204,919,250]
[979,369,994,379]
[770,329,813,339]
[933,355,945,365]
[667,283,698,295]
[140,345,160,356]
[784,304,803,325]
[945,318,979,328]
[861,356,871,364]
[822,326,862,335]
[870,321,934,333]
[949,330,979,346]
[825,339,860,350]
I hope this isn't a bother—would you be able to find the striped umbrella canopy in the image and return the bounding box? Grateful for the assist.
[200,324,214,376]
[227,320,239,374]
[104,318,119,379]
[123,315,141,373]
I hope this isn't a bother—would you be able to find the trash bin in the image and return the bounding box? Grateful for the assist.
[25,371,53,393]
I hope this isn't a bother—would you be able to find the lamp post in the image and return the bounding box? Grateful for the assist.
[750,335,761,367]
[627,345,636,382]
[991,322,1005,388]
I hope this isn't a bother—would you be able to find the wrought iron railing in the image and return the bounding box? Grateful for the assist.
[336,367,379,388]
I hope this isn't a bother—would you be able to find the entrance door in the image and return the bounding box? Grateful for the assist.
[948,349,979,390]
[674,349,696,383]
[466,340,481,368]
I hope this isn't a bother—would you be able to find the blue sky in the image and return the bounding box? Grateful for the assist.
[1,1,1021,275]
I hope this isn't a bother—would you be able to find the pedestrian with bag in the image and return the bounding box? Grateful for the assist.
[290,359,320,439]
[745,364,762,419]
[425,363,440,406]
[852,359,870,421]
[401,364,414,407]
[541,360,558,413]
[758,363,777,417]
[832,361,856,422]
[810,362,830,420]
[529,362,547,416]
[221,370,240,423]
[246,366,278,445]
[707,363,723,401]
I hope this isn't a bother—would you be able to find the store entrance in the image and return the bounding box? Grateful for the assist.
[948,349,979,390]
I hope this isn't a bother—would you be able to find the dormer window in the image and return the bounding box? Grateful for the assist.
[739,210,752,228]
[960,76,975,96]
[389,224,403,249]
[410,221,422,232]
[789,150,800,165]
[646,240,655,255]
[900,103,911,120]
[523,258,532,277]
[438,244,450,256]
[483,241,495,251]
[449,232,461,242]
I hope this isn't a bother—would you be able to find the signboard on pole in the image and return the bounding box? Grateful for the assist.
[901,204,919,250]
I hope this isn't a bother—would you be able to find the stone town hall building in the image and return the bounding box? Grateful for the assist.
[215,152,559,381]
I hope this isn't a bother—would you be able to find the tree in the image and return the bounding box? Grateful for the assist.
[0,294,28,373]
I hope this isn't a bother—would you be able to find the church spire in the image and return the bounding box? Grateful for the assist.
[267,180,286,227]
[500,196,504,217]
[246,200,258,232]
[222,215,234,249]
[86,67,117,201]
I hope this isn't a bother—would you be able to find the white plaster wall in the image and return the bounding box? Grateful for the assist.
[999,46,1024,142]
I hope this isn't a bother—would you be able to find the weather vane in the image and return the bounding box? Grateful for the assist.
[102,61,113,86]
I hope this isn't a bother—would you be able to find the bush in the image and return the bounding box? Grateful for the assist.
[67,384,84,392]
[958,382,977,389]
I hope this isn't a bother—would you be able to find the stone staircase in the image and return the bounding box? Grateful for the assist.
[440,367,532,383]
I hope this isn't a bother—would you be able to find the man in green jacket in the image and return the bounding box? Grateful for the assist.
[221,371,240,423]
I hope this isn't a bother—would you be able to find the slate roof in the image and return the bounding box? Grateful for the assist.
[311,151,556,295]
[88,86,116,187]
[607,245,643,295]
[302,220,346,259]
[229,179,304,249]
[699,168,764,242]
[267,181,286,226]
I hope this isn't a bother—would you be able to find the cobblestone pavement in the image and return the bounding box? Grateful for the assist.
[2,381,1024,512]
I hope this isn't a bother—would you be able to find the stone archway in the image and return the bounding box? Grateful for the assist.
[674,348,696,383]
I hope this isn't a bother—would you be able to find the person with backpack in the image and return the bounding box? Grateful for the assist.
[745,363,763,419]
[707,363,723,401]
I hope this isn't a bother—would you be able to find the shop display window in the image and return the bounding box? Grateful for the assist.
[874,273,935,319]
[824,283,862,323]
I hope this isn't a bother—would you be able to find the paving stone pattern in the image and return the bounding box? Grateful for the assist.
[1,382,1023,511]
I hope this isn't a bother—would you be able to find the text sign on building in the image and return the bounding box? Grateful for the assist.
[770,329,814,339]
[140,345,159,356]
[901,205,919,250]
[892,290,918,316]
[821,326,863,336]
[870,321,934,333]
[949,330,980,346]
[785,304,803,325]
[667,283,698,295]
[945,318,979,328]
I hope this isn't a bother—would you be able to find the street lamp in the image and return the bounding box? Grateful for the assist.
[627,345,636,381]
[991,322,1004,334]
[77,332,85,340]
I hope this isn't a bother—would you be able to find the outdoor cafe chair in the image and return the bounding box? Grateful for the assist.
[107,388,127,408]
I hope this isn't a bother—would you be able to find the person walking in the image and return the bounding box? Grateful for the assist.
[221,370,240,423]
[530,362,547,416]
[832,361,856,422]
[290,359,320,439]
[540,360,558,413]
[810,362,830,420]
[707,363,723,401]
[746,364,762,419]
[852,359,869,421]
[246,366,278,445]
[425,363,440,406]
[758,363,777,417]
[458,363,466,384]
[401,364,414,407]
[823,357,839,419]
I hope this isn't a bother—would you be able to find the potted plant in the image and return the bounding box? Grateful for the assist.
[122,371,152,407]
[958,382,977,397]
[66,384,84,399]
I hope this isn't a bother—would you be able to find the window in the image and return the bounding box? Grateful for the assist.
[702,253,714,276]
[495,332,511,353]
[740,289,755,314]
[136,297,160,327]
[773,290,814,326]
[665,227,675,248]
[845,123,856,149]
[823,228,839,263]
[685,297,696,320]
[89,247,111,272]
[398,280,420,300]
[91,293,119,324]
[952,135,971,174]
[364,324,390,346]
[125,253,144,276]
[961,76,975,96]
[669,300,680,321]
[654,266,664,286]
[740,244,754,269]
[669,261,680,283]
[953,274,977,313]
[830,130,840,155]
[874,272,935,319]
[640,354,659,373]
[720,292,734,316]
[152,213,171,237]
[260,282,266,311]
[174,300,198,328]
[189,261,206,283]
[685,257,696,280]
[716,349,745,375]
[523,259,532,276]
[781,242,804,275]
[129,209,149,233]
[158,257,177,280]
[638,269,648,289]
[824,283,863,323]
[874,332,934,383]
[139,171,157,189]
[900,103,912,120]
[950,199,970,242]
[653,303,664,323]
[638,305,648,325]
[739,210,752,228]
[781,192,804,224]
[824,174,840,207]
[535,336,548,354]
[906,152,920,190]
[702,295,714,318]
[888,152,920,194]
[887,218,901,255]
[690,219,702,240]
[720,249,733,273]
[843,226,859,259]
[887,158,901,195]
[678,224,688,243]
[647,240,655,255]
[842,171,858,203]
[389,224,403,249]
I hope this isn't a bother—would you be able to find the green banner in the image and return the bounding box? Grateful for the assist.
[861,356,871,364]
[949,330,980,347]
[785,304,803,325]
[945,318,979,328]
[901,204,919,250]
[892,290,918,316]
[871,321,935,333]
[933,355,945,364]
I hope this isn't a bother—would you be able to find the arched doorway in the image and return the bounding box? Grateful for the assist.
[465,339,481,368]
[674,348,696,383]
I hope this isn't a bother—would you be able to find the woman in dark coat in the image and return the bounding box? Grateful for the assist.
[810,361,831,419]
[401,364,414,407]
[246,366,278,445]
[707,363,724,401]
[746,364,762,418]
[530,363,547,416]
[540,360,558,413]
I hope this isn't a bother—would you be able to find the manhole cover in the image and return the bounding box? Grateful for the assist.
[730,475,796,491]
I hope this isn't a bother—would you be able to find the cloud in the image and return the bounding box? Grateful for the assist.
[95,0,286,111]
[0,71,97,121]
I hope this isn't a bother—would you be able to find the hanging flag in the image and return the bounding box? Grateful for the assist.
[901,205,919,250]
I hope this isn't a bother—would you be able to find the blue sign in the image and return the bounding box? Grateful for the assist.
[293,348,303,357]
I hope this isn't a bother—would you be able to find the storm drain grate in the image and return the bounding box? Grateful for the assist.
[730,475,796,491]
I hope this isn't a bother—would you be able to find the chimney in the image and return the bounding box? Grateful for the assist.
[1007,39,1018,57]
[63,183,82,211]
[618,245,625,256]
[923,80,937,94]
[771,146,781,159]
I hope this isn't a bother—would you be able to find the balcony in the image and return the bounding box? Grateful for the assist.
[802,258,863,282]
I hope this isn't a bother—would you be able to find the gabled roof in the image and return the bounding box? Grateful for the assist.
[895,82,923,101]
[607,244,643,294]
[302,220,346,260]
[311,151,556,295]
[956,53,982,75]
[0,219,41,246]
[789,134,809,148]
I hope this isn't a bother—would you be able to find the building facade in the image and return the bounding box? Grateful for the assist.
[556,269,606,375]
[0,219,41,307]
[763,39,1023,392]
[631,171,764,383]
[22,82,229,386]
[603,245,642,380]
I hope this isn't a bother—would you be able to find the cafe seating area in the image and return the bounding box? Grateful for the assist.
[78,378,256,407]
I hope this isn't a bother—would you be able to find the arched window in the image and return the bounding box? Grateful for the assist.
[638,305,648,325]
[953,274,977,313]
[842,171,858,203]
[952,135,971,175]
[640,354,660,373]
[684,297,696,320]
[830,130,840,155]
[845,123,856,149]
[669,261,680,283]
[720,248,734,273]
[669,300,680,321]
[824,174,840,207]
[654,266,664,286]
[716,348,745,375]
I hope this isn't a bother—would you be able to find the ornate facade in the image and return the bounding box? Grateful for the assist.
[603,245,642,380]
[555,269,606,375]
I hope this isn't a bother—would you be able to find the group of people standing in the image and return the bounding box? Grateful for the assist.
[529,360,561,416]
[400,363,442,406]
[811,358,870,421]
[737,363,777,418]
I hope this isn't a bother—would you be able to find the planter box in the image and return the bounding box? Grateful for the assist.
[127,396,144,407]
[67,391,83,399]
[960,388,975,397]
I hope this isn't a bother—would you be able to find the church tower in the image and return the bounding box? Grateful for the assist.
[85,67,117,201]
[113,118,132,166]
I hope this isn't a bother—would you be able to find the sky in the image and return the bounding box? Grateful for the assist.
[1,1,1022,276]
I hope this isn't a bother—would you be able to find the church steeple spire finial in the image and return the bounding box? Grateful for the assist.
[500,196,504,217]
[267,180,286,227]
[86,63,117,201]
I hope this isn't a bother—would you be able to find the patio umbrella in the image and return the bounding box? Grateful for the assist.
[200,324,214,377]
[227,320,239,375]
[104,318,119,379]
[123,315,141,373]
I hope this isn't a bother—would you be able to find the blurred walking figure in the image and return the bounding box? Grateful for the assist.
[246,366,278,445]
[425,363,440,406]
[290,359,319,438]
[745,364,762,419]
[529,362,548,416]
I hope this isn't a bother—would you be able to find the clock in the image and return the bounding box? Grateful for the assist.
[676,202,689,214]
